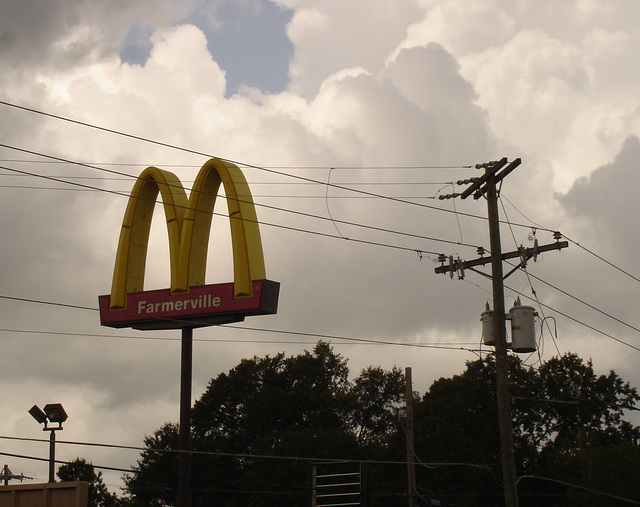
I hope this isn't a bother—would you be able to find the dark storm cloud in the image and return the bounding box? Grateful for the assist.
[0,0,103,69]
[558,135,640,251]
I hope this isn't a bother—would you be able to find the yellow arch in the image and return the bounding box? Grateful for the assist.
[109,158,265,310]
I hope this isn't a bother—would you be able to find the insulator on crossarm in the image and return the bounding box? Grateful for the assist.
[457,178,480,186]
[475,161,498,169]
[553,231,563,241]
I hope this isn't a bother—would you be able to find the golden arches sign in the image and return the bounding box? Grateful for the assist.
[99,158,279,330]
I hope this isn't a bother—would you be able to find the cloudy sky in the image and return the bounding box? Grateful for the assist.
[2,0,640,492]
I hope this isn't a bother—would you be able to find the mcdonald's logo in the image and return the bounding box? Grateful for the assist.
[99,158,279,330]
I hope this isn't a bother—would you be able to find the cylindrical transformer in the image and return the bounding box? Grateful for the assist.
[510,303,536,353]
[481,309,495,346]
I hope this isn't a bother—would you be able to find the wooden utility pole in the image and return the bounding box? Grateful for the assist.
[484,168,519,507]
[405,367,416,507]
[435,158,568,507]
[460,158,520,507]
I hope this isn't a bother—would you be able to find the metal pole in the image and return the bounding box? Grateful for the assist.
[176,326,194,507]
[405,367,416,507]
[486,176,519,507]
[48,430,56,483]
[308,462,317,507]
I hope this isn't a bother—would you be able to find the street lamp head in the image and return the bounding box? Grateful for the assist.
[43,404,68,424]
[28,405,48,425]
[28,403,67,483]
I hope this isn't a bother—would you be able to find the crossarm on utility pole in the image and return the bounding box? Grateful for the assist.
[434,241,568,276]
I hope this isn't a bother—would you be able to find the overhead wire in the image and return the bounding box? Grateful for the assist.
[0,296,480,353]
[3,170,640,354]
[0,435,490,468]
[3,101,640,288]
[0,105,554,231]
[3,269,640,355]
[504,283,640,353]
[0,326,478,350]
[0,143,491,234]
[498,196,561,357]
[4,95,640,505]
[501,192,640,286]
[4,447,636,504]
[2,101,640,356]
[497,195,640,351]
[0,144,484,253]
[0,162,451,256]
[517,475,640,505]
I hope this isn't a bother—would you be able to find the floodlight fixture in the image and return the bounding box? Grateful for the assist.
[28,403,67,482]
[44,403,68,424]
[28,405,47,425]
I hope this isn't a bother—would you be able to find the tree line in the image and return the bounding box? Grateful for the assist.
[59,341,640,506]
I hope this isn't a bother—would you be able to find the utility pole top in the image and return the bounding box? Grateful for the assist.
[460,158,521,200]
[1,464,33,486]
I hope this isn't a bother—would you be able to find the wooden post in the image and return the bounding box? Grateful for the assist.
[486,176,519,507]
[405,367,416,507]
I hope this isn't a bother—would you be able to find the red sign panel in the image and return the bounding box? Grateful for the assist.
[99,280,279,330]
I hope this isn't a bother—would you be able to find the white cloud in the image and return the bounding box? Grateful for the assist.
[286,0,423,97]
[2,0,640,490]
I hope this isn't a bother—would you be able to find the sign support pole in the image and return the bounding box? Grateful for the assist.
[176,326,194,507]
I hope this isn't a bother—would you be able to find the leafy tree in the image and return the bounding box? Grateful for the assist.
[123,342,405,506]
[57,457,121,507]
[410,353,640,506]
[122,424,180,506]
[123,346,639,506]
[349,365,405,447]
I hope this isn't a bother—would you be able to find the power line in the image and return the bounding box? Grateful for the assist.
[3,103,640,355]
[0,163,448,256]
[0,184,452,201]
[0,294,480,352]
[4,102,639,302]
[504,284,640,353]
[6,438,639,504]
[0,436,493,469]
[500,193,640,286]
[2,280,640,355]
[0,109,539,230]
[8,148,640,288]
[0,142,489,223]
[0,157,473,171]
[518,475,640,505]
[0,155,478,254]
[0,326,478,350]
[564,234,640,284]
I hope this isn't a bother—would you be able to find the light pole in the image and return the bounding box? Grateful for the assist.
[28,403,67,483]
